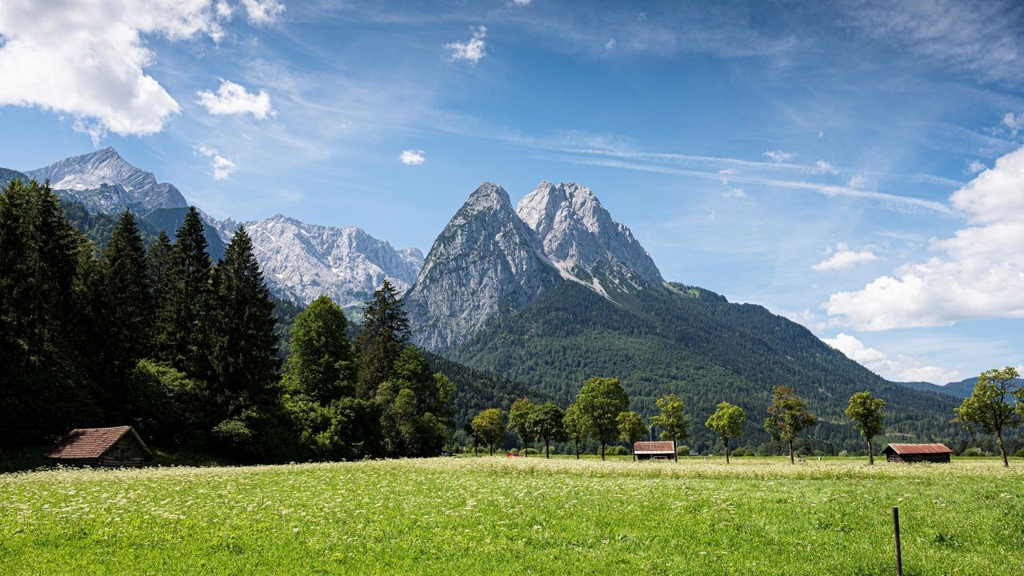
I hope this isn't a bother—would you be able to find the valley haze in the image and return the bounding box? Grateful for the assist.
[2,1,1024,385]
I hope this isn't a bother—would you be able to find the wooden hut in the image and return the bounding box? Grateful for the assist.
[881,443,952,463]
[45,426,152,467]
[633,441,677,461]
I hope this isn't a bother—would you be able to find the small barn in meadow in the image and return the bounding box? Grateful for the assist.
[45,426,152,467]
[633,441,677,461]
[881,443,952,463]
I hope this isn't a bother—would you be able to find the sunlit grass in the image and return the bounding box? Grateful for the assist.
[2,457,1022,575]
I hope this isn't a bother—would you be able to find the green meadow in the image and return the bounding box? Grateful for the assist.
[1,457,1022,575]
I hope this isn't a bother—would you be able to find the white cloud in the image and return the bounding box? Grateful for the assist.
[196,79,275,119]
[0,1,279,141]
[815,160,837,174]
[723,188,746,199]
[812,243,878,272]
[511,0,532,6]
[823,333,961,384]
[847,175,866,189]
[240,0,285,25]
[1003,112,1024,131]
[399,149,426,165]
[966,160,987,174]
[605,39,617,51]
[763,149,792,163]
[826,145,1024,329]
[446,25,487,63]
[195,145,237,180]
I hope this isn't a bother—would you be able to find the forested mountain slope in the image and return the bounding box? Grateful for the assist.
[446,281,965,451]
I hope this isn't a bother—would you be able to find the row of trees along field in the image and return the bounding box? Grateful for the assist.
[470,374,1024,466]
[0,179,454,462]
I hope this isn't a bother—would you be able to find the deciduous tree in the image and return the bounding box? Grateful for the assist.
[705,402,746,463]
[954,367,1022,467]
[845,391,885,465]
[574,377,629,460]
[617,411,648,461]
[650,393,689,460]
[527,402,565,458]
[563,403,588,459]
[508,397,536,456]
[764,385,816,464]
[471,408,506,456]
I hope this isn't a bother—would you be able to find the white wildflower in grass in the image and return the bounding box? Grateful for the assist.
[0,457,1021,574]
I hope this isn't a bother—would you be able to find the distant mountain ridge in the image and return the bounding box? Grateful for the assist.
[7,148,423,307]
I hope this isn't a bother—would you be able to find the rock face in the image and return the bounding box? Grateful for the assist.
[243,214,424,309]
[516,181,663,294]
[403,183,563,351]
[405,181,664,351]
[26,147,188,214]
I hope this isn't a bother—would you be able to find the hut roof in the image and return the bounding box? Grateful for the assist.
[633,441,676,454]
[881,443,952,455]
[45,426,151,460]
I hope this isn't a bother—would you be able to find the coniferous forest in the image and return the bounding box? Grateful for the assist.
[0,180,454,462]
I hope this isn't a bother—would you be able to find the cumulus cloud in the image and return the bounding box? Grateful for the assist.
[0,1,279,142]
[826,146,1024,329]
[812,243,878,272]
[399,150,426,165]
[239,0,284,25]
[195,145,237,180]
[763,149,792,163]
[446,25,487,63]
[847,175,867,189]
[196,79,275,119]
[511,0,532,6]
[823,333,960,384]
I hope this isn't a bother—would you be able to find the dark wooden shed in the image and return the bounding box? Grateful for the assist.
[633,441,677,461]
[881,443,952,463]
[45,426,152,467]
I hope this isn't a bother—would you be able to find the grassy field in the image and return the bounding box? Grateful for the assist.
[1,456,1022,575]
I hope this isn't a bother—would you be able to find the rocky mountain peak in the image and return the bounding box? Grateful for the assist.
[26,146,187,213]
[403,182,561,351]
[517,181,663,292]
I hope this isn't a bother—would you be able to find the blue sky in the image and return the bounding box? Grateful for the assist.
[3,0,1024,385]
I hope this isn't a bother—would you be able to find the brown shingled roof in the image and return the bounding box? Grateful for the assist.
[633,441,676,454]
[45,426,151,460]
[882,443,952,455]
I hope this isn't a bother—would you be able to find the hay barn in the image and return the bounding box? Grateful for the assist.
[881,443,952,463]
[633,441,677,460]
[45,426,152,467]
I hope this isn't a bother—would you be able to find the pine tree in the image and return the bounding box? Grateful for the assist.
[355,280,410,398]
[155,207,213,380]
[88,211,154,422]
[208,226,282,456]
[0,179,92,446]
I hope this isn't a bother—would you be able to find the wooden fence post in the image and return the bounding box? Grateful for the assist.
[893,506,903,576]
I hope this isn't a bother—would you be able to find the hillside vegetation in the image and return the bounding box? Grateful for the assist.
[449,281,966,452]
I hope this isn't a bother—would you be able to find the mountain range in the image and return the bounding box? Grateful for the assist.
[2,148,982,450]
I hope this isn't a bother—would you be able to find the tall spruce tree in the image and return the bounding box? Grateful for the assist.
[0,179,92,446]
[208,226,282,457]
[91,210,154,422]
[155,207,213,380]
[355,280,410,398]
